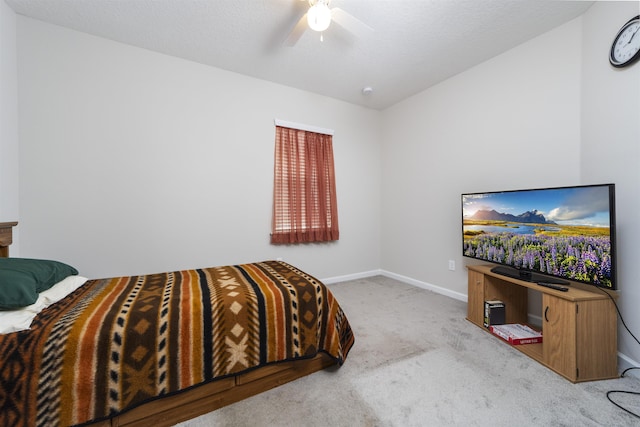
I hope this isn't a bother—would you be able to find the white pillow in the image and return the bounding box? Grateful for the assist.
[39,275,88,305]
[0,275,88,335]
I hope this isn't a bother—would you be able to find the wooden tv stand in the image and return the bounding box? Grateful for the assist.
[467,264,618,382]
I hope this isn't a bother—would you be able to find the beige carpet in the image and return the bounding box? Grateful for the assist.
[177,275,640,426]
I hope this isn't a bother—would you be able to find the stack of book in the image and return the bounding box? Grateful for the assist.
[489,323,542,345]
[484,300,505,327]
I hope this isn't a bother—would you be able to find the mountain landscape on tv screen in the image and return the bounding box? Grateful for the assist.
[469,209,556,224]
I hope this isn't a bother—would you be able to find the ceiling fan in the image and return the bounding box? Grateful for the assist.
[284,0,373,46]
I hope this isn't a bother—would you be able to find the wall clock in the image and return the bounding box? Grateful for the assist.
[610,15,640,68]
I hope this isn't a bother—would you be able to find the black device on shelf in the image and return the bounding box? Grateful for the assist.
[536,282,569,292]
[489,265,569,285]
[462,183,617,289]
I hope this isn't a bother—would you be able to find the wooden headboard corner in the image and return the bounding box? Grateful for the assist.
[0,221,18,257]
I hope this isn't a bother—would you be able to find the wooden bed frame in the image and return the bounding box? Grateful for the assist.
[90,353,335,427]
[0,221,338,426]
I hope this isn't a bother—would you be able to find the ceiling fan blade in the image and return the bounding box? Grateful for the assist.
[284,13,308,46]
[330,8,373,38]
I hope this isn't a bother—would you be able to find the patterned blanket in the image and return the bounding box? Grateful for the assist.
[0,261,354,427]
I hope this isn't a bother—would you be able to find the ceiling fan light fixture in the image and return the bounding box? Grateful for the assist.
[307,2,332,32]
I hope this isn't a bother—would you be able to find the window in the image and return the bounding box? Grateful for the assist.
[271,125,339,244]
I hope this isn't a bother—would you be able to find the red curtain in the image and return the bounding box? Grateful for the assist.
[271,126,339,244]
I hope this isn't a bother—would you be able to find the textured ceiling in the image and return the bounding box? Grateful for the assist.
[5,0,594,110]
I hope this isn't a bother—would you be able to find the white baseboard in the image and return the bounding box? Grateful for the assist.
[379,270,468,302]
[321,269,382,285]
[322,269,467,302]
[617,352,640,379]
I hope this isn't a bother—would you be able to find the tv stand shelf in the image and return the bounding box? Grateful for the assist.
[467,264,618,382]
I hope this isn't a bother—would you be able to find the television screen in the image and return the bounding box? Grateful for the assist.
[462,184,616,289]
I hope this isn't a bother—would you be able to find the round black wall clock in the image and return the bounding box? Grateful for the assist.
[610,15,640,68]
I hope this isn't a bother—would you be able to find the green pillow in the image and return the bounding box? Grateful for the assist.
[0,268,39,309]
[0,258,78,293]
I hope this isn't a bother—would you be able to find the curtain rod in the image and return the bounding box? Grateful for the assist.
[274,119,334,136]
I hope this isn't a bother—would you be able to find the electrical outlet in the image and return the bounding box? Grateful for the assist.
[448,260,455,271]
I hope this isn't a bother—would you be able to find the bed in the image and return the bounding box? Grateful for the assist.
[0,229,354,426]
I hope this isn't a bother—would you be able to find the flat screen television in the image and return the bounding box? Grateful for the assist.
[462,184,616,289]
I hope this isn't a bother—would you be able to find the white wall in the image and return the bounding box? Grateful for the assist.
[381,18,583,297]
[0,0,20,253]
[16,17,382,280]
[381,1,640,369]
[6,2,640,367]
[581,1,640,369]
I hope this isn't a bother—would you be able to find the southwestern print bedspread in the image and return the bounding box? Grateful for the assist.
[0,261,354,426]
